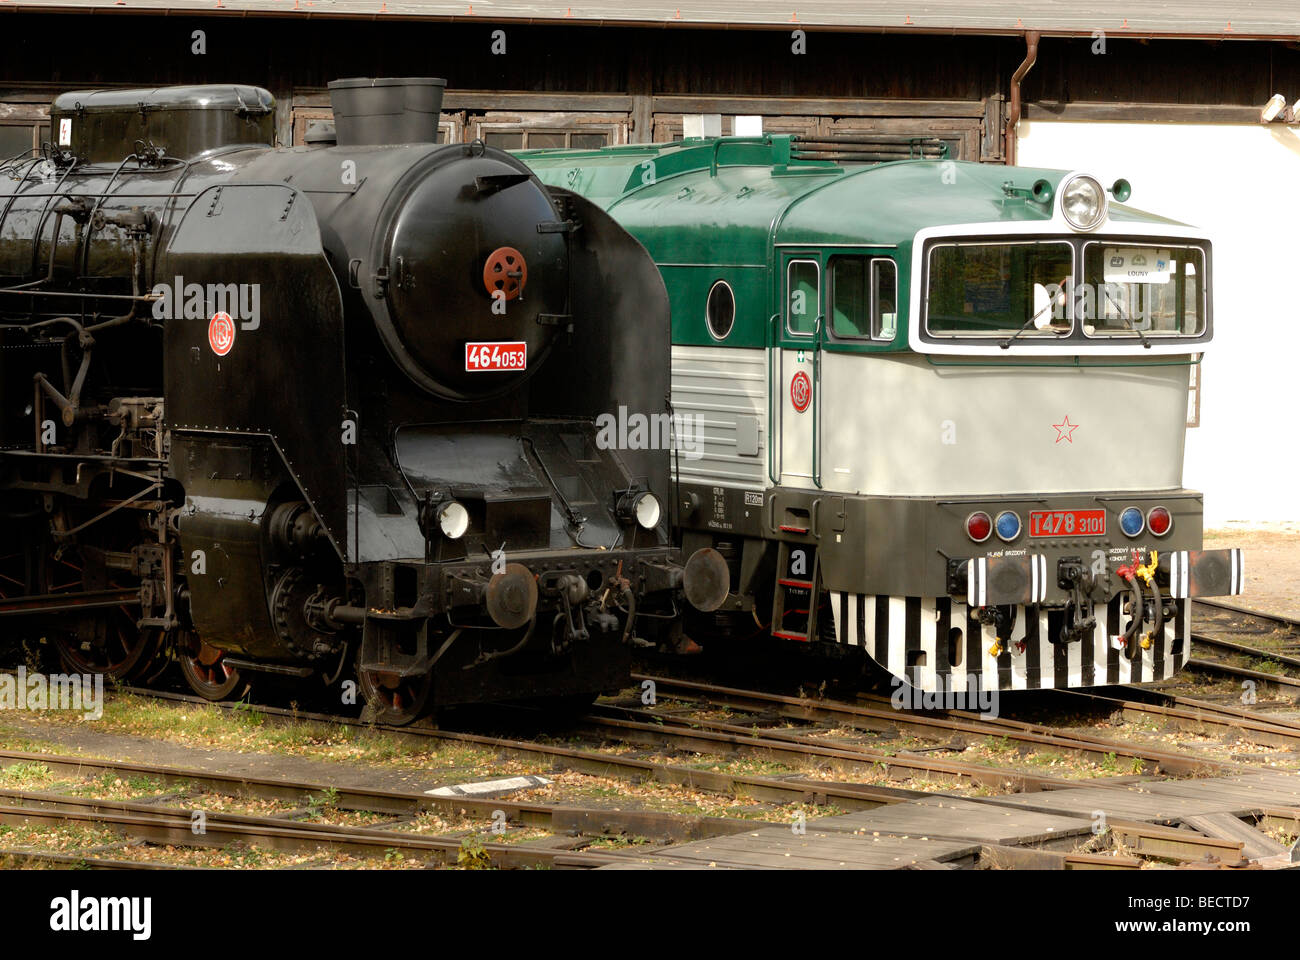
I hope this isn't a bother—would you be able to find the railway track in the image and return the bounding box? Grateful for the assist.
[0,747,756,845]
[568,704,1086,790]
[634,674,1243,779]
[0,789,625,869]
[115,680,1206,794]
[2,748,1273,872]
[8,612,1296,872]
[6,672,1295,869]
[0,846,186,870]
[1191,599,1300,675]
[1191,635,1300,672]
[1129,600,1300,721]
[0,745,837,868]
[1195,597,1300,634]
[1116,681,1300,728]
[1185,649,1300,696]
[106,665,1270,805]
[1062,688,1300,751]
[110,687,922,809]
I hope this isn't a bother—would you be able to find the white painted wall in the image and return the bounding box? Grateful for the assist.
[1018,121,1300,524]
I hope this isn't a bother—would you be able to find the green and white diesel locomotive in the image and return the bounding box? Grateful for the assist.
[523,135,1244,693]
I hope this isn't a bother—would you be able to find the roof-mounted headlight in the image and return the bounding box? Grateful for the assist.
[1060,174,1107,231]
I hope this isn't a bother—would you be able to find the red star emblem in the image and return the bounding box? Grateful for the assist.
[1053,415,1079,444]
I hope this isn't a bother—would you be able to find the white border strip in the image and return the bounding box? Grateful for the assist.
[907,177,1211,357]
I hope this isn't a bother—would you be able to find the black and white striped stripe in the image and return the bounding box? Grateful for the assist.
[968,559,987,608]
[1168,551,1190,600]
[830,592,1188,691]
[1030,554,1048,604]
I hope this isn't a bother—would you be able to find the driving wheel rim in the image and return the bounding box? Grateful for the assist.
[54,622,161,682]
[45,548,159,682]
[178,632,245,701]
[357,661,432,726]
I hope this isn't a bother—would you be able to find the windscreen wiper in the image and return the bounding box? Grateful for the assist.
[999,312,1048,350]
[1114,312,1152,348]
[999,280,1068,349]
[1097,281,1154,347]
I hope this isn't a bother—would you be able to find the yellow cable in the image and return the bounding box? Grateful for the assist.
[1136,550,1159,586]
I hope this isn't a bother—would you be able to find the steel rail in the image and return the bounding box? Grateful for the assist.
[868,694,1265,776]
[109,687,921,809]
[1194,598,1300,630]
[573,708,1067,790]
[0,747,759,844]
[0,791,630,869]
[1054,689,1300,750]
[110,679,1218,799]
[1190,634,1300,672]
[1139,689,1300,729]
[635,674,1232,778]
[0,846,183,870]
[1186,652,1300,693]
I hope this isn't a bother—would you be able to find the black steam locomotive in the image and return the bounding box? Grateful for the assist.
[0,77,685,722]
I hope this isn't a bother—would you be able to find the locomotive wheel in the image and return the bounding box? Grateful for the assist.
[44,545,160,682]
[177,631,247,701]
[356,656,433,726]
[54,621,161,683]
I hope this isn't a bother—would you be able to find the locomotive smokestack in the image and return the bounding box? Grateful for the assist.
[327,77,446,146]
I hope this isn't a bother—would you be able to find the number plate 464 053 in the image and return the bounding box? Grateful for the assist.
[465,341,527,372]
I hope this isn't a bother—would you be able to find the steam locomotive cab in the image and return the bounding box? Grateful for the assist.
[0,78,683,722]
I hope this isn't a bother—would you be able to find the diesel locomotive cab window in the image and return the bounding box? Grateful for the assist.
[786,259,820,336]
[1081,244,1206,337]
[829,256,897,340]
[926,241,1073,337]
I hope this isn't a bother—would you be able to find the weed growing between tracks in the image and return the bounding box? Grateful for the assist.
[0,691,883,866]
[1074,717,1300,770]
[15,691,482,768]
[8,675,1294,869]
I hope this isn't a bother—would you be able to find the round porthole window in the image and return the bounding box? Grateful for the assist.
[706,280,735,340]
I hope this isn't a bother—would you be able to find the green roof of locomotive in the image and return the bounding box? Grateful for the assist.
[518,136,1190,350]
[518,135,1182,254]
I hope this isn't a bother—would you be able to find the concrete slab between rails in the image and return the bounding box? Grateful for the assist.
[806,795,1094,845]
[608,773,1300,870]
[966,772,1300,824]
[1181,812,1293,862]
[593,825,979,870]
[977,845,1143,870]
